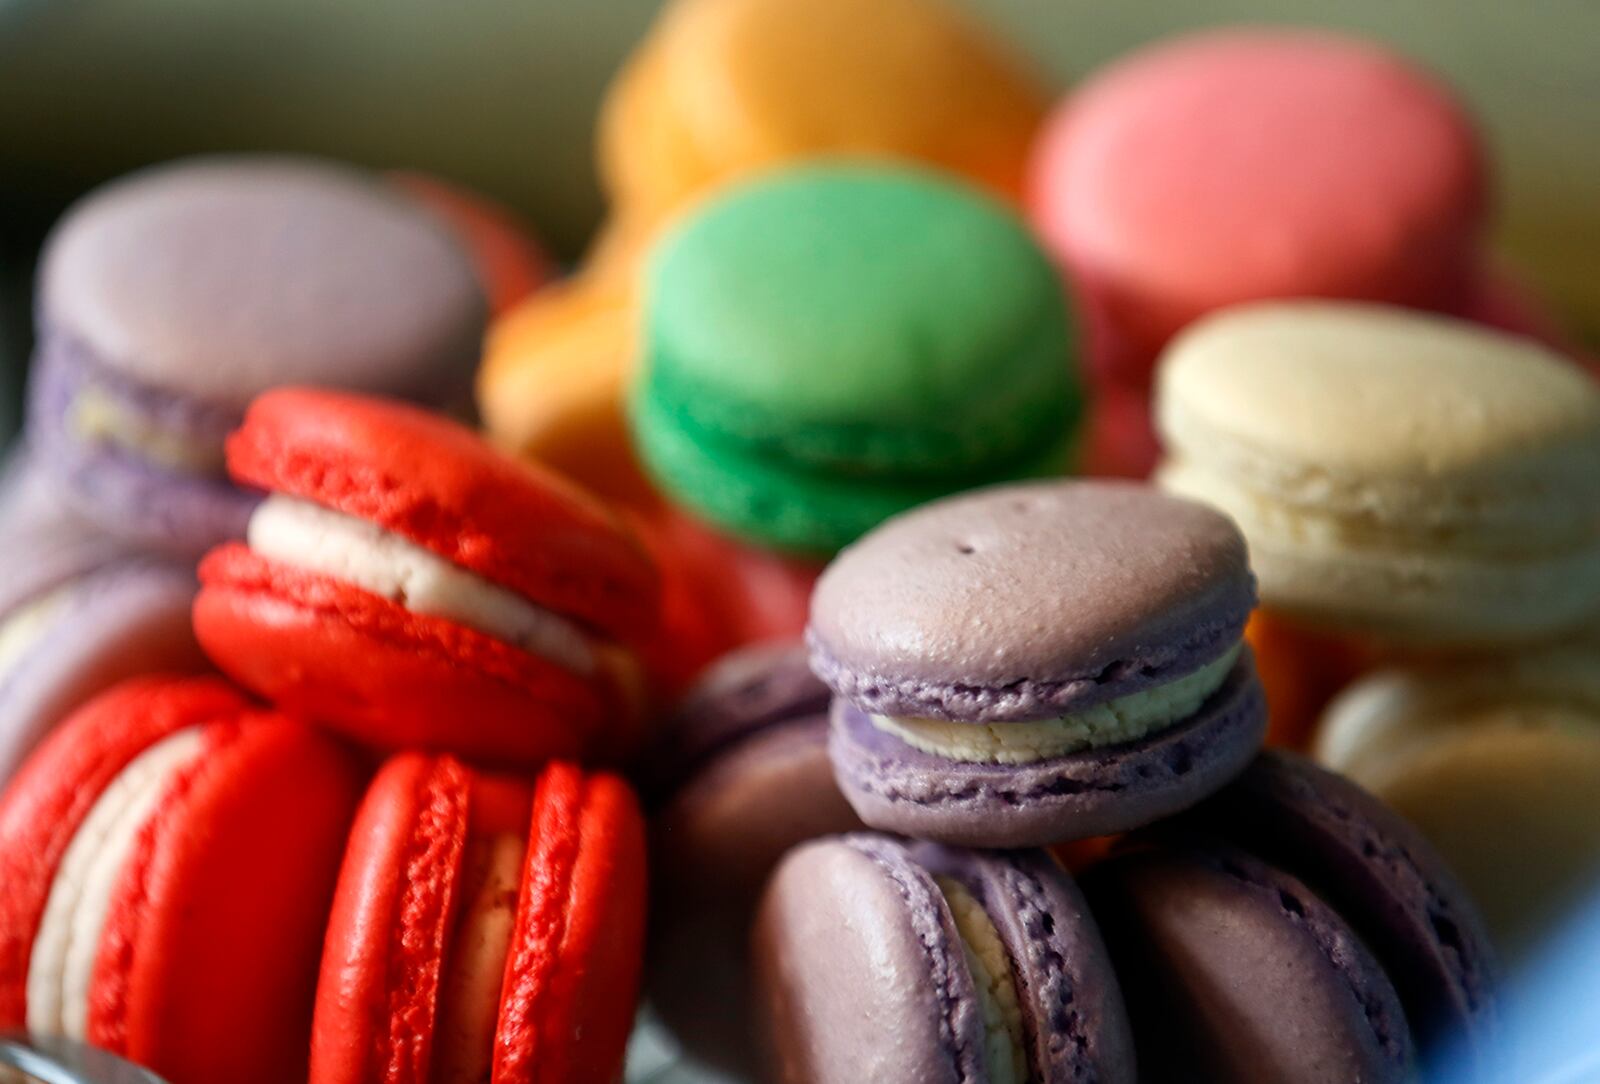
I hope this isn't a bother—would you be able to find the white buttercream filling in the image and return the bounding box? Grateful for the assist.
[873,646,1240,764]
[67,388,225,475]
[27,727,207,1039]
[0,586,75,686]
[938,877,1025,1084]
[247,496,596,676]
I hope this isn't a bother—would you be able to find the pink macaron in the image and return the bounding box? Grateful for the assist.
[1030,28,1487,389]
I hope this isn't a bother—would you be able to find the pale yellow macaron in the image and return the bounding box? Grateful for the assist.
[597,0,1048,230]
[1315,638,1600,956]
[1156,301,1600,645]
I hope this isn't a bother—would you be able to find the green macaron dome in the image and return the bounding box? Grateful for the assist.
[631,163,1082,555]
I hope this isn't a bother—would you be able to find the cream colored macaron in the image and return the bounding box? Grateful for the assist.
[1156,301,1600,645]
[1314,636,1600,957]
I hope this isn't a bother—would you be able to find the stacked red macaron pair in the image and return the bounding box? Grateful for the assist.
[0,387,665,1084]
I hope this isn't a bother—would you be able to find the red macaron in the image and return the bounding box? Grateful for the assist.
[310,753,646,1084]
[0,675,365,1084]
[195,387,660,765]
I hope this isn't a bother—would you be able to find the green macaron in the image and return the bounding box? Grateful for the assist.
[630,164,1083,555]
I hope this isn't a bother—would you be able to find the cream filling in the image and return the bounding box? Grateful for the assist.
[873,646,1240,764]
[938,877,1026,1084]
[27,727,207,1039]
[433,831,527,1084]
[0,586,75,685]
[67,387,225,475]
[248,496,596,677]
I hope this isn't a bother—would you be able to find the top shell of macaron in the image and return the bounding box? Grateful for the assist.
[1157,302,1600,526]
[37,156,486,410]
[641,165,1079,476]
[807,479,1256,721]
[1030,28,1484,330]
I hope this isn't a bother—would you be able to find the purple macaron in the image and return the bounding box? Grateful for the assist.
[645,642,862,1077]
[27,155,486,555]
[754,833,1135,1083]
[808,479,1266,847]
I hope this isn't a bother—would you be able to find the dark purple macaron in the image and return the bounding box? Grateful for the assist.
[753,833,1135,1084]
[808,479,1265,847]
[28,155,485,555]
[1082,836,1413,1084]
[1188,749,1502,1079]
[646,642,862,1077]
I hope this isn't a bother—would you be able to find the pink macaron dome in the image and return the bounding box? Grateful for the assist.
[1029,28,1488,387]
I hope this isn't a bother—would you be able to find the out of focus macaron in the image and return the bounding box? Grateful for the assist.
[600,0,1047,228]
[1315,639,1600,958]
[391,171,552,317]
[195,388,658,765]
[29,156,487,554]
[632,165,1082,556]
[1156,302,1600,644]
[309,754,645,1084]
[645,643,861,1076]
[754,833,1135,1084]
[811,480,1266,847]
[1030,28,1485,387]
[0,676,364,1084]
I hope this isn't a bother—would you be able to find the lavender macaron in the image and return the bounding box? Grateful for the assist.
[809,479,1266,847]
[28,155,485,554]
[644,642,862,1077]
[754,834,1135,1084]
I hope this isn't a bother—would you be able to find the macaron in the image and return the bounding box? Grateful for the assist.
[1084,834,1414,1084]
[644,643,861,1076]
[632,165,1083,556]
[194,387,659,765]
[1029,28,1485,388]
[0,533,206,785]
[1186,749,1502,1078]
[810,479,1266,847]
[391,171,552,317]
[1156,301,1600,645]
[1315,640,1600,959]
[1245,610,1375,750]
[0,675,365,1084]
[29,156,487,554]
[309,754,645,1084]
[599,0,1047,229]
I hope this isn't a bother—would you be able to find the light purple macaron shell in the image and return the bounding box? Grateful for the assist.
[0,558,207,784]
[753,835,987,1084]
[831,657,1267,846]
[807,480,1256,722]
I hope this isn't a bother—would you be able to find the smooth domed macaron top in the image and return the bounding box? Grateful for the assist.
[1158,302,1600,486]
[226,387,659,641]
[39,156,486,409]
[641,165,1078,475]
[1031,28,1484,334]
[808,480,1255,711]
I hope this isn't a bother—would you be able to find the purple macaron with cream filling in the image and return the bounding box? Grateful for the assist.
[754,833,1135,1084]
[808,479,1266,847]
[645,642,862,1077]
[27,155,485,554]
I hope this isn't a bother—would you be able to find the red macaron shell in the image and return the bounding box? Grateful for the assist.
[311,754,476,1084]
[196,546,617,765]
[224,387,658,644]
[88,715,365,1084]
[391,172,552,318]
[0,675,251,1030]
[494,763,646,1084]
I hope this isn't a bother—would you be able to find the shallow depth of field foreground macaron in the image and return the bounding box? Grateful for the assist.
[194,387,659,765]
[630,164,1084,556]
[808,479,1266,847]
[0,676,365,1084]
[309,754,646,1084]
[27,156,486,555]
[1156,302,1600,645]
